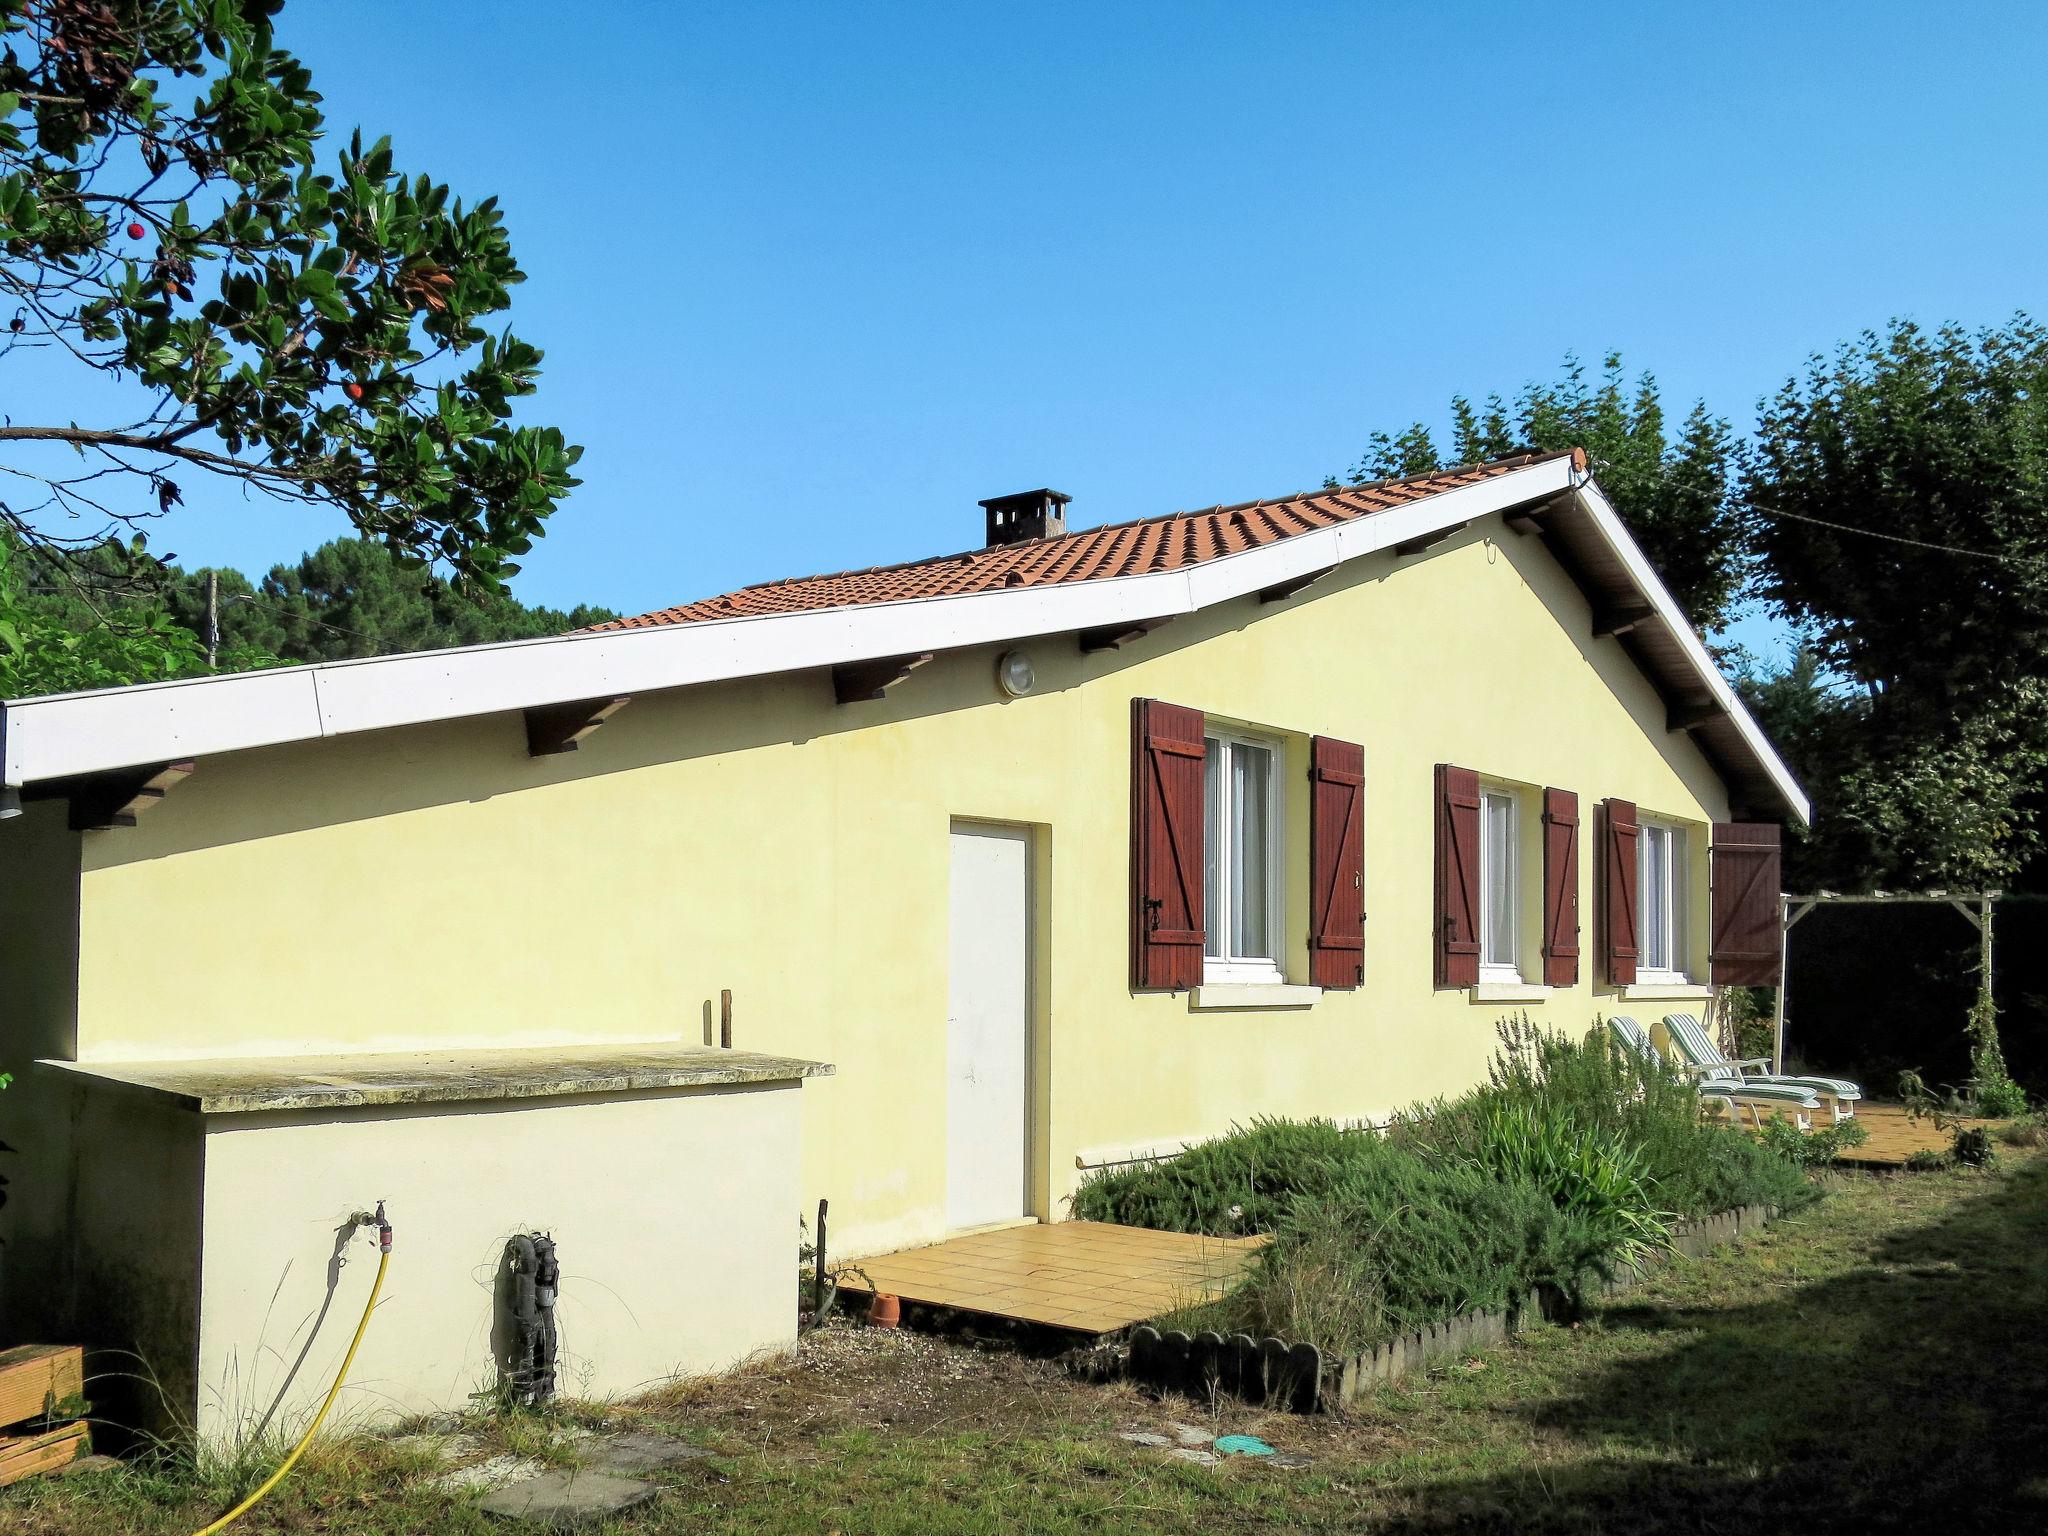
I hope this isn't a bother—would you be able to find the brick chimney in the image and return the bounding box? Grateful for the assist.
[979,488,1071,548]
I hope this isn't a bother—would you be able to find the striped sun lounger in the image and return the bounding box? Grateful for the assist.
[1606,1015,1822,1131]
[1661,1012,1863,1124]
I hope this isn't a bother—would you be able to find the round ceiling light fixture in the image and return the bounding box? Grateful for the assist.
[996,649,1036,698]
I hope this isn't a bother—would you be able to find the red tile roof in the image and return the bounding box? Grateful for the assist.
[590,452,1569,631]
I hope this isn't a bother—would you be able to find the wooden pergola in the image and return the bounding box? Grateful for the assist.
[1771,889,2000,1072]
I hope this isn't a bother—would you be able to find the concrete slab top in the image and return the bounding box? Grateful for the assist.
[36,1042,834,1114]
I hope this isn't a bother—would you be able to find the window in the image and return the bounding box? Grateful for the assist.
[1479,788,1520,980]
[1638,819,1687,978]
[1203,731,1283,983]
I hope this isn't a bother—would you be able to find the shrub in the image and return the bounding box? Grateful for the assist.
[1974,1075,2029,1119]
[1406,1015,1812,1219]
[1069,1116,1361,1235]
[1965,990,2028,1118]
[1076,1015,1820,1355]
[1756,1115,1869,1167]
[1905,1148,1950,1172]
[1952,1126,1997,1168]
[1996,1112,2048,1149]
[1427,1096,1670,1269]
[1209,1135,1591,1354]
[1722,986,1776,1064]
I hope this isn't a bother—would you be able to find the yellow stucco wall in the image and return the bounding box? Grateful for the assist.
[194,1082,802,1441]
[66,521,1732,1259]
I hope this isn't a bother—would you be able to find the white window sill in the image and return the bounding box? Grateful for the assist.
[1621,979,1709,1000]
[1189,983,1322,1012]
[1470,982,1549,1003]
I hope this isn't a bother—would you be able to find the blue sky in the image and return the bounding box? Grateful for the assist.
[59,3,2048,653]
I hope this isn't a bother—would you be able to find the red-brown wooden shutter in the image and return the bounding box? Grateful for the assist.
[1601,797,1640,986]
[1541,788,1580,987]
[1308,737,1366,989]
[1131,698,1206,990]
[1434,765,1481,988]
[1710,822,1783,986]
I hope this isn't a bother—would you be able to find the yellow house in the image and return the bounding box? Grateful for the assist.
[0,448,1805,1440]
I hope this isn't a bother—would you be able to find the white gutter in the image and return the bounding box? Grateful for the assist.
[1569,477,1811,825]
[1,459,1576,786]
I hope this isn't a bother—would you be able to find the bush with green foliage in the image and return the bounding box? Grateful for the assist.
[2,3,580,593]
[1756,1115,1869,1167]
[1964,990,2028,1118]
[1995,1112,2048,1149]
[1069,1116,1355,1236]
[1721,986,1776,1064]
[1076,1017,1815,1354]
[1431,1096,1671,1268]
[1952,1126,1998,1168]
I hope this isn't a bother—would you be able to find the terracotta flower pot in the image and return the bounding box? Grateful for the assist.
[868,1292,901,1328]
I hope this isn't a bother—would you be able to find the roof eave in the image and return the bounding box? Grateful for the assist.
[0,453,1808,828]
[1562,478,1810,826]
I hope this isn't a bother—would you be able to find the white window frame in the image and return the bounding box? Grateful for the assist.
[1478,786,1522,984]
[1203,729,1286,986]
[1637,817,1689,982]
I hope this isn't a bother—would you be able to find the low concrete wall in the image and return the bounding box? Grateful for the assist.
[1124,1204,1778,1412]
[191,1080,804,1445]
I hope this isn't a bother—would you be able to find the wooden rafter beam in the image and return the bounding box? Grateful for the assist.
[1666,699,1721,733]
[1258,564,1339,604]
[1592,601,1655,639]
[525,696,630,757]
[1503,508,1550,537]
[832,652,932,704]
[1392,522,1470,558]
[1078,620,1168,654]
[69,760,195,831]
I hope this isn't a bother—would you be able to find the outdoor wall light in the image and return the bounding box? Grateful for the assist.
[996,649,1036,698]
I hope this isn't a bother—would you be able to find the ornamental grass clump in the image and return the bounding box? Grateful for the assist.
[1431,1096,1671,1271]
[1406,1014,1813,1221]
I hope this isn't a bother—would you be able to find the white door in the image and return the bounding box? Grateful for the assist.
[947,823,1031,1230]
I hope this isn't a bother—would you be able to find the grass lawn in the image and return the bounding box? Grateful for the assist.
[4,1147,2045,1533]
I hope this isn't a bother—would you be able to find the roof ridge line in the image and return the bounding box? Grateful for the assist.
[627,451,1565,620]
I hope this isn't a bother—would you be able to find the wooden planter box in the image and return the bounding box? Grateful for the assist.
[0,1345,89,1486]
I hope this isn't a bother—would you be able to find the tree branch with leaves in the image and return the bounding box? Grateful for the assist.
[0,0,580,599]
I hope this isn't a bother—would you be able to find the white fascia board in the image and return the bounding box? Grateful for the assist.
[1,460,1575,786]
[1570,479,1812,826]
[2,667,326,784]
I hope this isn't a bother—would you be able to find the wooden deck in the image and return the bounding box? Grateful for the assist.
[1829,1101,1996,1167]
[843,1220,1265,1336]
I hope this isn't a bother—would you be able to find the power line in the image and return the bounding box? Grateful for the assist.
[1594,453,2048,571]
[1738,498,2045,568]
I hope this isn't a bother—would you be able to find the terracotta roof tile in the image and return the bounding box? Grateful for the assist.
[589,452,1566,632]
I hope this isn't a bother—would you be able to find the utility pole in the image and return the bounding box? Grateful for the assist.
[205,570,219,671]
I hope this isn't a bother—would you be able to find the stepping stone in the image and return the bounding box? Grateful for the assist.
[479,1468,658,1527]
[431,1453,548,1492]
[587,1431,714,1474]
[1169,1447,1219,1466]
[1169,1422,1213,1447]
[1117,1431,1171,1447]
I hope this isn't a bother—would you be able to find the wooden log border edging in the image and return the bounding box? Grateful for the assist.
[1123,1203,1775,1412]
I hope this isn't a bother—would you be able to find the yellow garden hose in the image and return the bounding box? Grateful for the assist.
[192,1205,391,1536]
